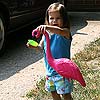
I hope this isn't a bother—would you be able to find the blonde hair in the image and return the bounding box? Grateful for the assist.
[45,2,70,29]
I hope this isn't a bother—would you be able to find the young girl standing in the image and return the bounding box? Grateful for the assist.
[27,2,73,100]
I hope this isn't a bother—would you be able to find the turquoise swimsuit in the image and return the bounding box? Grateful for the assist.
[44,33,73,94]
[43,33,72,76]
[43,33,73,94]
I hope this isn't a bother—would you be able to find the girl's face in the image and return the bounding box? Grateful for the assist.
[48,11,63,27]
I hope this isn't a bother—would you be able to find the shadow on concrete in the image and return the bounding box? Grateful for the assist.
[69,12,100,36]
[0,22,43,81]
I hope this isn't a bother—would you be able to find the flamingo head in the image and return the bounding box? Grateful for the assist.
[32,29,48,38]
[32,29,41,38]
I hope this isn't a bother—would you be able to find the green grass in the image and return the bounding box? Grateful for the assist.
[72,38,100,100]
[25,38,100,100]
[25,78,52,100]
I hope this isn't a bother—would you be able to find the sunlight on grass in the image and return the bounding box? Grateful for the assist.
[25,38,100,100]
[72,38,100,100]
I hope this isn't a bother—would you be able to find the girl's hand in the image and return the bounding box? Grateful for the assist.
[36,25,47,34]
[26,42,43,52]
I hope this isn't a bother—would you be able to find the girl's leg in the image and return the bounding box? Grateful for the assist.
[62,93,73,100]
[51,91,62,100]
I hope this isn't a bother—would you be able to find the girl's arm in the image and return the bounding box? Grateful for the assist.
[36,25,71,39]
[46,25,71,39]
[38,35,44,49]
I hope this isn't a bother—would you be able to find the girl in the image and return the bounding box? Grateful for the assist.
[27,2,73,100]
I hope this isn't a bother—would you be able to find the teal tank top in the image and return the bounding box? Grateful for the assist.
[43,33,72,76]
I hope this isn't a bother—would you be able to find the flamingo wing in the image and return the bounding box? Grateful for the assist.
[53,58,86,87]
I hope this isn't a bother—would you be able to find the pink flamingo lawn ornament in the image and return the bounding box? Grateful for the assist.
[32,29,86,87]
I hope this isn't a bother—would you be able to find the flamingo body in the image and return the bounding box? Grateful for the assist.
[32,29,86,87]
[52,58,86,87]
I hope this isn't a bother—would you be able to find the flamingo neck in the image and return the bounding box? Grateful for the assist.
[44,31,54,65]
